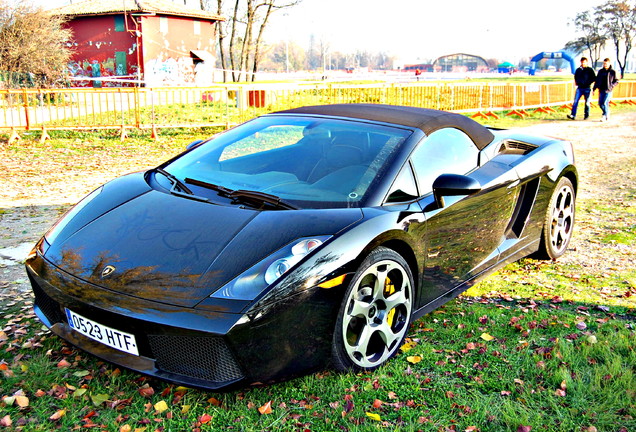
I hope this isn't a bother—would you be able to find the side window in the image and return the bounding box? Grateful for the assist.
[410,128,478,194]
[386,162,418,203]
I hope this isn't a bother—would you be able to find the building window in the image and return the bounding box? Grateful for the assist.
[160,17,168,33]
[193,20,201,35]
[114,15,125,32]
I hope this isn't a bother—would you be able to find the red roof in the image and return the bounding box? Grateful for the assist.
[50,0,224,21]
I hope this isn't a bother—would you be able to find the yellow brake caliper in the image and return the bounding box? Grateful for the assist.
[385,277,396,327]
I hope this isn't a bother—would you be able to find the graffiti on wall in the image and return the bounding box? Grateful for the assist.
[68,58,139,87]
[144,55,214,86]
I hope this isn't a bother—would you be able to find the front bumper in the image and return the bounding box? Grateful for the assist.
[26,253,343,390]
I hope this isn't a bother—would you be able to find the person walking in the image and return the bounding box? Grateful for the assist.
[567,57,596,120]
[593,58,619,122]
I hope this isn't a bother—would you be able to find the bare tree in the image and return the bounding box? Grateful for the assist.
[596,0,636,77]
[565,10,607,66]
[211,0,302,82]
[0,0,72,88]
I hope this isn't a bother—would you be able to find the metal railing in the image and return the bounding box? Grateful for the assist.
[2,81,635,138]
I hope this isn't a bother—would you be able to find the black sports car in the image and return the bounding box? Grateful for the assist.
[25,104,577,390]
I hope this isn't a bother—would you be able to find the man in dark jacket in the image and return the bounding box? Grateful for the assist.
[567,57,596,120]
[593,58,619,121]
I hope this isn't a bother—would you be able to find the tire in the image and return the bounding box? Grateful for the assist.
[331,247,414,371]
[536,176,576,260]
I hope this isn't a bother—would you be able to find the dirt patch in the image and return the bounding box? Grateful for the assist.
[519,113,636,276]
[1,114,635,298]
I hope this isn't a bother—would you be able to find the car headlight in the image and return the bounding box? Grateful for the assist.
[210,236,331,301]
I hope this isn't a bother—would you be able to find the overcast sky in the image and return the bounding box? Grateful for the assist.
[38,0,605,62]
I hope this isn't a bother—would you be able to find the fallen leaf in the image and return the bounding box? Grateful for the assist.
[366,412,382,421]
[258,401,273,415]
[119,425,132,432]
[400,341,417,352]
[587,335,598,344]
[207,397,222,407]
[406,355,422,364]
[199,413,212,423]
[154,400,168,413]
[49,409,66,421]
[372,399,382,408]
[0,415,11,427]
[57,359,71,368]
[480,333,495,341]
[517,426,532,432]
[73,388,88,398]
[15,395,29,408]
[90,393,110,406]
[138,384,155,398]
[555,389,566,397]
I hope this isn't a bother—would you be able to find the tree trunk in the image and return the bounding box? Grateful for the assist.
[251,1,274,81]
[228,0,242,81]
[216,0,228,82]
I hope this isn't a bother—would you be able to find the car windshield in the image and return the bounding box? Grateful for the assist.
[163,115,412,209]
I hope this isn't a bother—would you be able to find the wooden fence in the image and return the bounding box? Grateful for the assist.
[2,80,636,141]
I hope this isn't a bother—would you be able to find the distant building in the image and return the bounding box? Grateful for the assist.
[51,0,224,87]
[433,53,489,73]
[403,64,434,73]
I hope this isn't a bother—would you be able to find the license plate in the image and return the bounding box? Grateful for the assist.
[65,308,139,356]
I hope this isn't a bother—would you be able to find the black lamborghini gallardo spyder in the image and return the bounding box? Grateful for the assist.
[26,104,577,389]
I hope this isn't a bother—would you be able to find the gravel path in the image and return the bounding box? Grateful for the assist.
[1,113,635,297]
[521,113,636,275]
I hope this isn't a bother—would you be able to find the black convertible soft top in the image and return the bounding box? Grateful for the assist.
[274,104,495,150]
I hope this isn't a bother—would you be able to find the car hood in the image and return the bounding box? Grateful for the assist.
[45,190,363,307]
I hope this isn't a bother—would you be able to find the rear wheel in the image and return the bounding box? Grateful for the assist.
[331,247,413,371]
[536,177,575,260]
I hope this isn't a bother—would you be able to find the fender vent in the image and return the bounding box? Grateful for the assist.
[499,140,538,155]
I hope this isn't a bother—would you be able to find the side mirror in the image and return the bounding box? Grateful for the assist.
[186,139,204,150]
[432,173,481,208]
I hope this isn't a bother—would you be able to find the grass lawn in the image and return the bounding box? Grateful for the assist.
[2,292,634,431]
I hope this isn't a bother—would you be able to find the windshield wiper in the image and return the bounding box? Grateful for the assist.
[229,189,298,210]
[185,177,233,197]
[155,169,209,202]
[185,178,297,210]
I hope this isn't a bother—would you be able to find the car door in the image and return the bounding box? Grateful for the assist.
[408,128,519,305]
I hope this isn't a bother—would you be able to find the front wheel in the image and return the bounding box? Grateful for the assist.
[331,247,414,371]
[536,176,576,260]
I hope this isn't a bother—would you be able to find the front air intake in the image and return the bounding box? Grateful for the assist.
[148,334,245,383]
